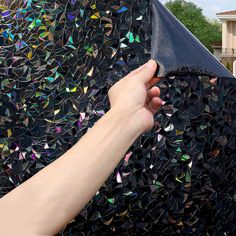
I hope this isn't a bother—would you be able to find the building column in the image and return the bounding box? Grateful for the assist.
[233,60,236,78]
[222,20,228,53]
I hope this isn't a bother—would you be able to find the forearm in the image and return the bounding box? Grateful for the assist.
[0,108,141,236]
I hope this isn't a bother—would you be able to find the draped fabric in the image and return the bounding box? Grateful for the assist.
[151,0,233,78]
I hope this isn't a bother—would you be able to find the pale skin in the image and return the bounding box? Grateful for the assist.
[0,60,162,236]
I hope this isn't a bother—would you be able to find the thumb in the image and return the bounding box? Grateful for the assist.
[135,60,158,83]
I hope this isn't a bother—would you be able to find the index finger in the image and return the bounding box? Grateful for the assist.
[146,77,161,90]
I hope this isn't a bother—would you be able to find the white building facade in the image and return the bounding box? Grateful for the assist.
[213,10,236,77]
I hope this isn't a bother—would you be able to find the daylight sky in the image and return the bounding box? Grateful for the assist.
[159,0,236,19]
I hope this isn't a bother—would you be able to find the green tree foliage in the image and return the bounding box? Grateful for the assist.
[165,0,221,51]
[226,62,232,71]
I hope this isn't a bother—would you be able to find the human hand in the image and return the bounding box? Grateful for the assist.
[108,60,162,134]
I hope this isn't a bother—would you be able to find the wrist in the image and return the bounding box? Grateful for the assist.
[107,107,143,138]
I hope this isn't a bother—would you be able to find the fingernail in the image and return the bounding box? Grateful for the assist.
[147,59,157,68]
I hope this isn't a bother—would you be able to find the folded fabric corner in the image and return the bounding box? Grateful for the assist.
[151,0,234,78]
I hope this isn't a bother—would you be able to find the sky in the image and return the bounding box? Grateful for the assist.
[159,0,236,19]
